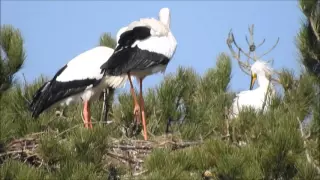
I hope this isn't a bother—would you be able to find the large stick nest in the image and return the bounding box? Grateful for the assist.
[0,132,203,177]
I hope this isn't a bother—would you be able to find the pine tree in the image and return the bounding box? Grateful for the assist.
[297,0,320,174]
[1,5,320,180]
[298,0,320,77]
[0,24,26,99]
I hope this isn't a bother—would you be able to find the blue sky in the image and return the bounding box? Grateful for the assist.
[1,1,304,93]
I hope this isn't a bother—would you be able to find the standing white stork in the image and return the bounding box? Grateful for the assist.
[100,7,177,140]
[29,46,128,129]
[229,60,276,119]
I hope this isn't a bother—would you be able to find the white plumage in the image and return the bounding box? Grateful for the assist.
[104,7,177,78]
[55,46,128,106]
[30,46,128,129]
[100,7,177,140]
[229,60,276,119]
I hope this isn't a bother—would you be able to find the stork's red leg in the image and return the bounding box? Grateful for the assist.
[127,72,141,123]
[83,101,93,129]
[139,78,148,140]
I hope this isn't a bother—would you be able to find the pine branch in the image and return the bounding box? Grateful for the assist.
[298,118,320,174]
[0,24,26,95]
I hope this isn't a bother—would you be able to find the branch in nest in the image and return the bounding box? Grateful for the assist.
[106,151,143,164]
[110,145,153,150]
[133,170,148,176]
[111,140,203,151]
[157,140,203,150]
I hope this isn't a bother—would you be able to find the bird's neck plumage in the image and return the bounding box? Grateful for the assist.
[159,14,170,29]
[257,74,273,92]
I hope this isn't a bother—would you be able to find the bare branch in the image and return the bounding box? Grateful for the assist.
[248,24,256,58]
[245,35,250,46]
[226,25,282,84]
[227,29,254,76]
[256,39,266,49]
[231,32,256,61]
[257,37,280,59]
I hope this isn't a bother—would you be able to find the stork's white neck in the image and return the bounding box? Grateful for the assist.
[257,74,272,90]
[160,16,170,28]
[159,8,171,28]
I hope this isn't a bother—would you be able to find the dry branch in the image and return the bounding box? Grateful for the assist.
[226,24,281,84]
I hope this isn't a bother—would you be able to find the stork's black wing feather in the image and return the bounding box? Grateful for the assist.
[100,26,170,76]
[29,65,101,118]
[116,26,151,51]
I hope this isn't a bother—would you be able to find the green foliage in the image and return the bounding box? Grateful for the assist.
[0,160,50,180]
[298,0,320,77]
[2,13,320,179]
[2,47,320,179]
[99,32,116,49]
[144,72,319,179]
[298,0,320,172]
[0,24,26,98]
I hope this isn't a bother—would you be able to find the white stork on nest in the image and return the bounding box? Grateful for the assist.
[100,7,177,140]
[229,60,276,119]
[29,45,128,129]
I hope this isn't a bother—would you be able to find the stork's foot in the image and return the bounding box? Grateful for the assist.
[133,104,141,123]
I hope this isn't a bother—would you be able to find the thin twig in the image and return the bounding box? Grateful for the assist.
[231,32,256,61]
[55,121,114,137]
[257,37,280,59]
[133,170,148,176]
[297,118,320,174]
[106,151,143,164]
[227,25,282,84]
[110,145,153,150]
[55,124,83,137]
[256,39,266,48]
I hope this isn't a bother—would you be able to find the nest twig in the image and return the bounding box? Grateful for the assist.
[0,136,42,166]
[0,132,203,177]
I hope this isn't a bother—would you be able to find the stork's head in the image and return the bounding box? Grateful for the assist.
[250,60,273,90]
[116,27,127,43]
[159,7,171,28]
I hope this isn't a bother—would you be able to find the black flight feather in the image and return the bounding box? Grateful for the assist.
[29,64,101,118]
[100,26,170,76]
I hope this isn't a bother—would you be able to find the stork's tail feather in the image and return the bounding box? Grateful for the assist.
[29,81,51,118]
[104,75,128,89]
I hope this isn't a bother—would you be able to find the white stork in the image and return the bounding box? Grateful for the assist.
[229,60,276,119]
[29,46,128,129]
[100,7,177,140]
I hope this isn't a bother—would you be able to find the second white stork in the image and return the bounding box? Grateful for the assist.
[229,60,276,119]
[100,7,177,140]
[29,46,128,129]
